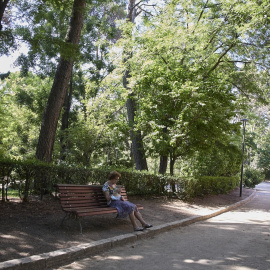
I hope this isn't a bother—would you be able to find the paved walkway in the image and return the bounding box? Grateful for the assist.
[57,182,270,270]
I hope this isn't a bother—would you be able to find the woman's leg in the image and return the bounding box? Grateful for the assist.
[134,211,147,226]
[129,211,140,229]
[129,210,152,230]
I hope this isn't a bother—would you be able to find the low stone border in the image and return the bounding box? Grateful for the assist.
[0,190,256,270]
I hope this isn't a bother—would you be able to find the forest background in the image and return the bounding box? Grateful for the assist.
[0,0,269,199]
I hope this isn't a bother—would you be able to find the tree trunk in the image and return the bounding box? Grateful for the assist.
[124,0,148,171]
[0,0,9,31]
[159,155,168,174]
[36,0,86,163]
[1,177,5,202]
[59,77,73,161]
[169,154,176,176]
[170,154,176,192]
[159,127,169,174]
[125,88,148,170]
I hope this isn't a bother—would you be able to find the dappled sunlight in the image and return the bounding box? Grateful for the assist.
[0,234,20,240]
[0,247,18,254]
[0,229,78,263]
[184,258,224,265]
[181,259,259,270]
[177,251,268,270]
[207,210,270,225]
[178,252,266,270]
[57,253,145,270]
[161,202,221,215]
[255,189,270,195]
[106,255,144,261]
[90,254,145,262]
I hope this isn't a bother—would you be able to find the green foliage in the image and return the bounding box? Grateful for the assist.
[194,176,240,197]
[190,142,242,177]
[110,0,269,168]
[257,133,270,173]
[0,158,240,202]
[0,72,51,159]
[0,30,17,56]
[244,167,265,188]
[2,0,270,179]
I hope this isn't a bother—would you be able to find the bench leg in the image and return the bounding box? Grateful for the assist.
[60,213,69,227]
[78,218,83,234]
[60,213,83,234]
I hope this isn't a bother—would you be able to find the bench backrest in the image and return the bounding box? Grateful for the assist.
[56,184,127,211]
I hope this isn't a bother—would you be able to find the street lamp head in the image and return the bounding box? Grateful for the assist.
[240,118,249,122]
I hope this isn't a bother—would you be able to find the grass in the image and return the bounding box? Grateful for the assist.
[0,188,20,199]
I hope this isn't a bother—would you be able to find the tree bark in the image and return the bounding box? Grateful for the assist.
[124,0,148,171]
[126,92,148,171]
[36,0,86,163]
[0,0,9,31]
[159,127,169,174]
[170,154,176,192]
[59,77,73,161]
[159,155,168,174]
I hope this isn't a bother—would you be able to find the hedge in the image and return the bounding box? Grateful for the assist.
[0,158,240,202]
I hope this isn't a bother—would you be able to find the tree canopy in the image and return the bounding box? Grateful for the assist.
[0,0,269,177]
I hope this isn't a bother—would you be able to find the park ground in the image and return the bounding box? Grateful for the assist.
[0,187,254,263]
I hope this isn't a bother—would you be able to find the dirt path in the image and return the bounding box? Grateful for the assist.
[0,187,254,263]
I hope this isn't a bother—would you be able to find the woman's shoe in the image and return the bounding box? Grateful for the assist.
[134,227,144,231]
[143,224,153,229]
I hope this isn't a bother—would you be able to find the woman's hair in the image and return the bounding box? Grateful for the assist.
[108,171,121,180]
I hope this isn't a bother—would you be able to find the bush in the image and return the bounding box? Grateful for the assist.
[244,167,265,188]
[194,176,239,196]
[0,157,240,202]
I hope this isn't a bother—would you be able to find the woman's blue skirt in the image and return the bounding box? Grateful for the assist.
[109,200,138,218]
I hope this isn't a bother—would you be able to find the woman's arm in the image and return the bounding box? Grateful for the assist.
[103,190,111,202]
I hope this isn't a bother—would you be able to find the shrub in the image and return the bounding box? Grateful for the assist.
[0,157,240,202]
[244,167,265,188]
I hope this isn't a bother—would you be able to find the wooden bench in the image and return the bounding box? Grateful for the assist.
[55,184,143,233]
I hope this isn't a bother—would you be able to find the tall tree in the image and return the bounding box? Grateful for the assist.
[9,0,126,165]
[36,0,86,162]
[123,0,149,171]
[126,0,270,174]
[58,1,126,163]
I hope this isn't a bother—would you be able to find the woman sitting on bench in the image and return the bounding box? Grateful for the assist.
[102,171,153,232]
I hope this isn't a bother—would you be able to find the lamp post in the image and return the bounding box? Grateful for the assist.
[240,118,248,197]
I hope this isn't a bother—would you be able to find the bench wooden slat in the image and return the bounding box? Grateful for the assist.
[60,197,110,201]
[61,204,107,209]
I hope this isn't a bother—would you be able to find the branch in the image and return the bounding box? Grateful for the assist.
[160,55,172,70]
[191,0,209,34]
[141,4,157,8]
[137,5,154,17]
[240,42,266,49]
[127,0,144,21]
[203,4,236,51]
[225,60,252,64]
[203,43,235,79]
[134,0,144,8]
[228,81,250,98]
[197,0,209,25]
